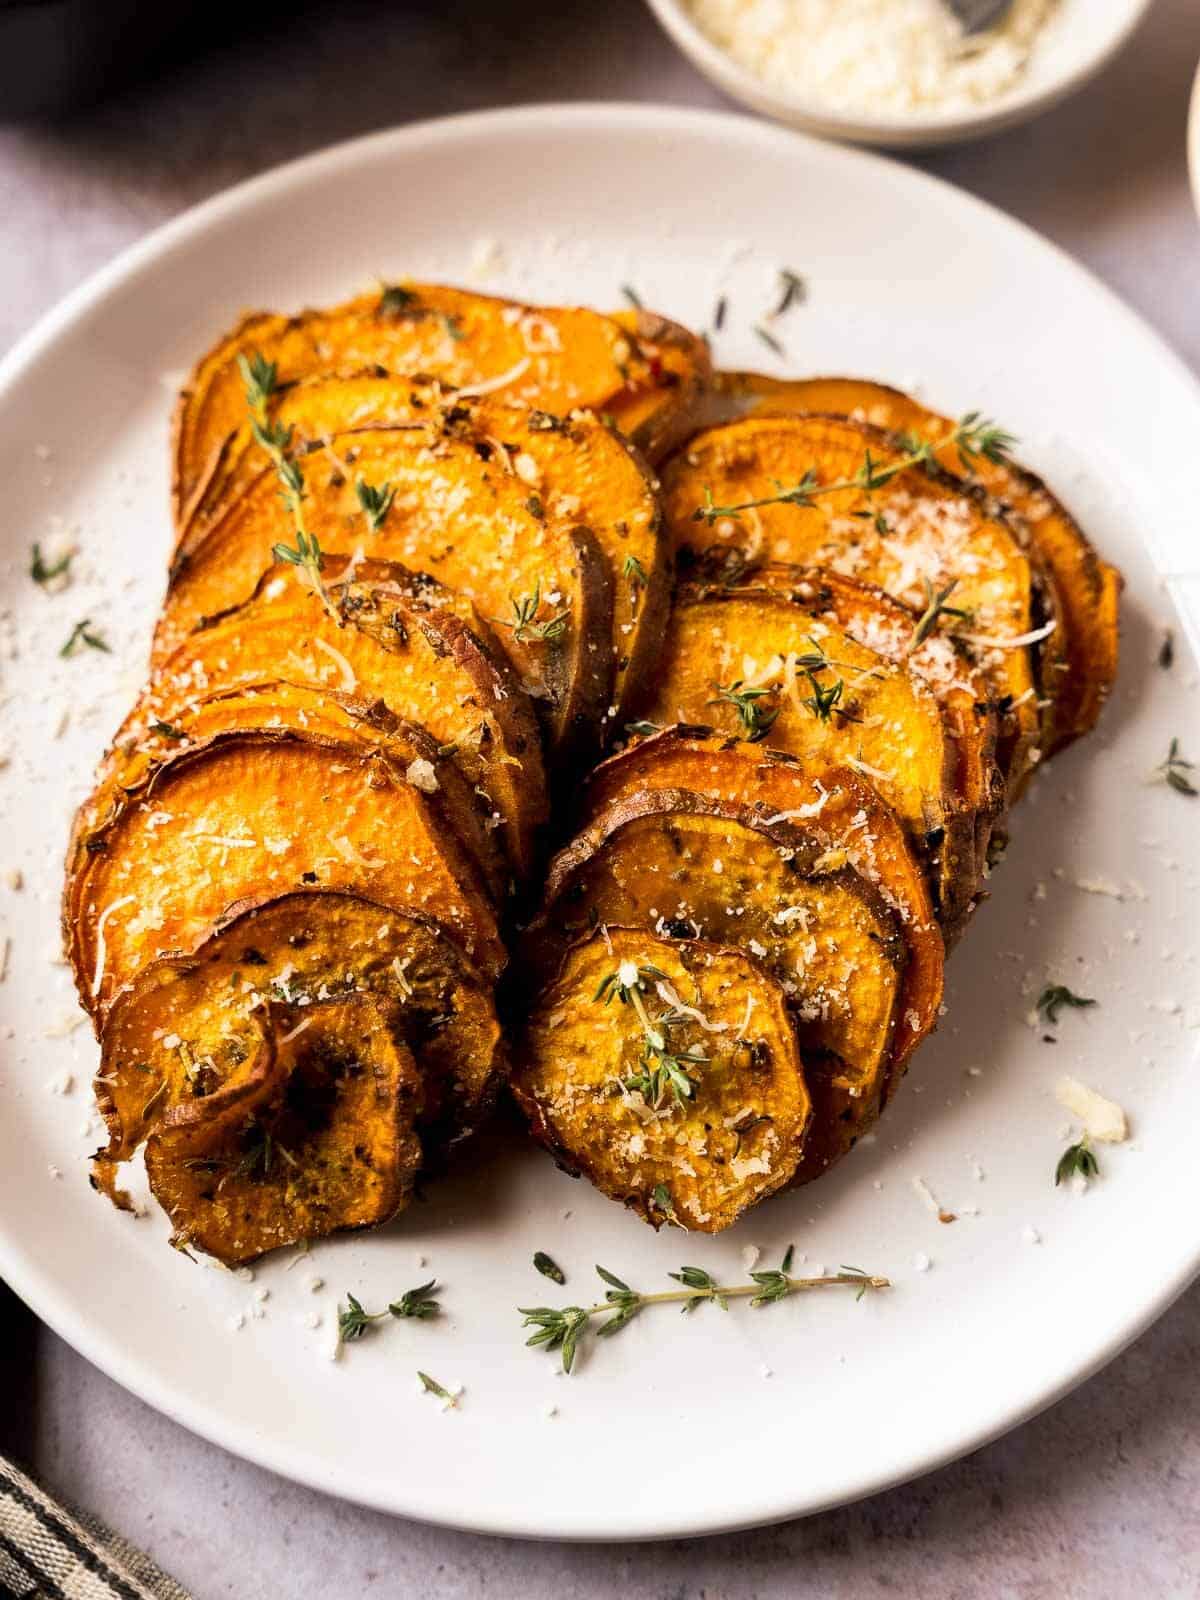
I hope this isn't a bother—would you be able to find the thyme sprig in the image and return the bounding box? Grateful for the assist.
[417,1370,459,1406]
[520,1251,888,1374]
[1036,984,1096,1027]
[1151,737,1197,798]
[595,960,708,1109]
[239,351,340,624]
[693,412,1016,527]
[711,678,779,742]
[337,1280,441,1344]
[1055,1137,1099,1187]
[60,619,110,658]
[910,577,972,651]
[499,581,568,644]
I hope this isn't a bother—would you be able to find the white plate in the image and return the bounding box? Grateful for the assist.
[1,103,1198,1542]
[644,0,1154,149]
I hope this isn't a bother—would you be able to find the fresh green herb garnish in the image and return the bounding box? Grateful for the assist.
[533,1251,566,1285]
[1036,984,1096,1026]
[30,543,72,586]
[595,961,708,1110]
[909,577,972,651]
[337,1280,442,1344]
[499,581,568,644]
[753,323,785,356]
[771,268,807,317]
[240,350,340,624]
[1152,737,1197,797]
[711,678,779,742]
[620,284,643,309]
[693,413,1015,527]
[150,720,186,741]
[623,554,648,587]
[378,284,417,317]
[713,294,728,332]
[417,1370,459,1406]
[520,1252,886,1374]
[1055,1137,1099,1187]
[60,619,110,658]
[355,477,395,534]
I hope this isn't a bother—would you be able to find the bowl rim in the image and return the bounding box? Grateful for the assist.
[644,0,1157,146]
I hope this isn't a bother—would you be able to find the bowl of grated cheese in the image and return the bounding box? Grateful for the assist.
[645,0,1154,148]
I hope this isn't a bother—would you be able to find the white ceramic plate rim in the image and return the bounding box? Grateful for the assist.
[2,102,1200,1540]
[643,0,1155,148]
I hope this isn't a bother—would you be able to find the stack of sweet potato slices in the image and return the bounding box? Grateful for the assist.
[64,280,1118,1260]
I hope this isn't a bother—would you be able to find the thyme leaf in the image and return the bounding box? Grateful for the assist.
[60,619,110,658]
[30,543,72,586]
[355,477,396,534]
[771,268,807,317]
[1036,984,1096,1027]
[1055,1137,1099,1187]
[498,581,568,644]
[533,1251,566,1285]
[1152,737,1197,797]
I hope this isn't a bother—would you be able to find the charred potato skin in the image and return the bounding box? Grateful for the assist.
[144,996,425,1266]
[93,890,507,1179]
[514,928,811,1232]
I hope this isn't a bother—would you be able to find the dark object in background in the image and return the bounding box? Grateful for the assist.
[0,0,204,118]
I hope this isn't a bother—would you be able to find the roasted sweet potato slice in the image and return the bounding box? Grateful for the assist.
[514,928,810,1231]
[94,890,504,1182]
[524,785,941,1180]
[716,373,1120,752]
[66,727,506,1022]
[99,680,509,903]
[606,309,713,465]
[580,736,942,1097]
[128,558,543,883]
[173,283,660,528]
[662,413,1046,795]
[630,577,980,934]
[174,378,667,733]
[160,423,613,764]
[144,996,423,1264]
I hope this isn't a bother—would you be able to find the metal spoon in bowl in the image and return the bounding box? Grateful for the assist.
[945,0,1013,31]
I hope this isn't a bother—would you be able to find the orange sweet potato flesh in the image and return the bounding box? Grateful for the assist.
[580,737,943,1101]
[631,579,979,935]
[514,929,810,1232]
[160,423,613,766]
[128,558,544,884]
[718,373,1120,753]
[97,680,509,904]
[662,413,1044,797]
[524,784,938,1181]
[94,890,504,1184]
[172,283,656,529]
[66,728,507,1023]
[145,996,423,1265]
[606,309,713,466]
[175,377,668,735]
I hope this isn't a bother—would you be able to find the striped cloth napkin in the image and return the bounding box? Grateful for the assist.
[0,1457,190,1600]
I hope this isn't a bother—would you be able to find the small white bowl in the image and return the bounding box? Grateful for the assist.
[644,0,1155,149]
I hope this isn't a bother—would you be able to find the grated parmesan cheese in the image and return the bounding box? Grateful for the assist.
[684,0,1059,118]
